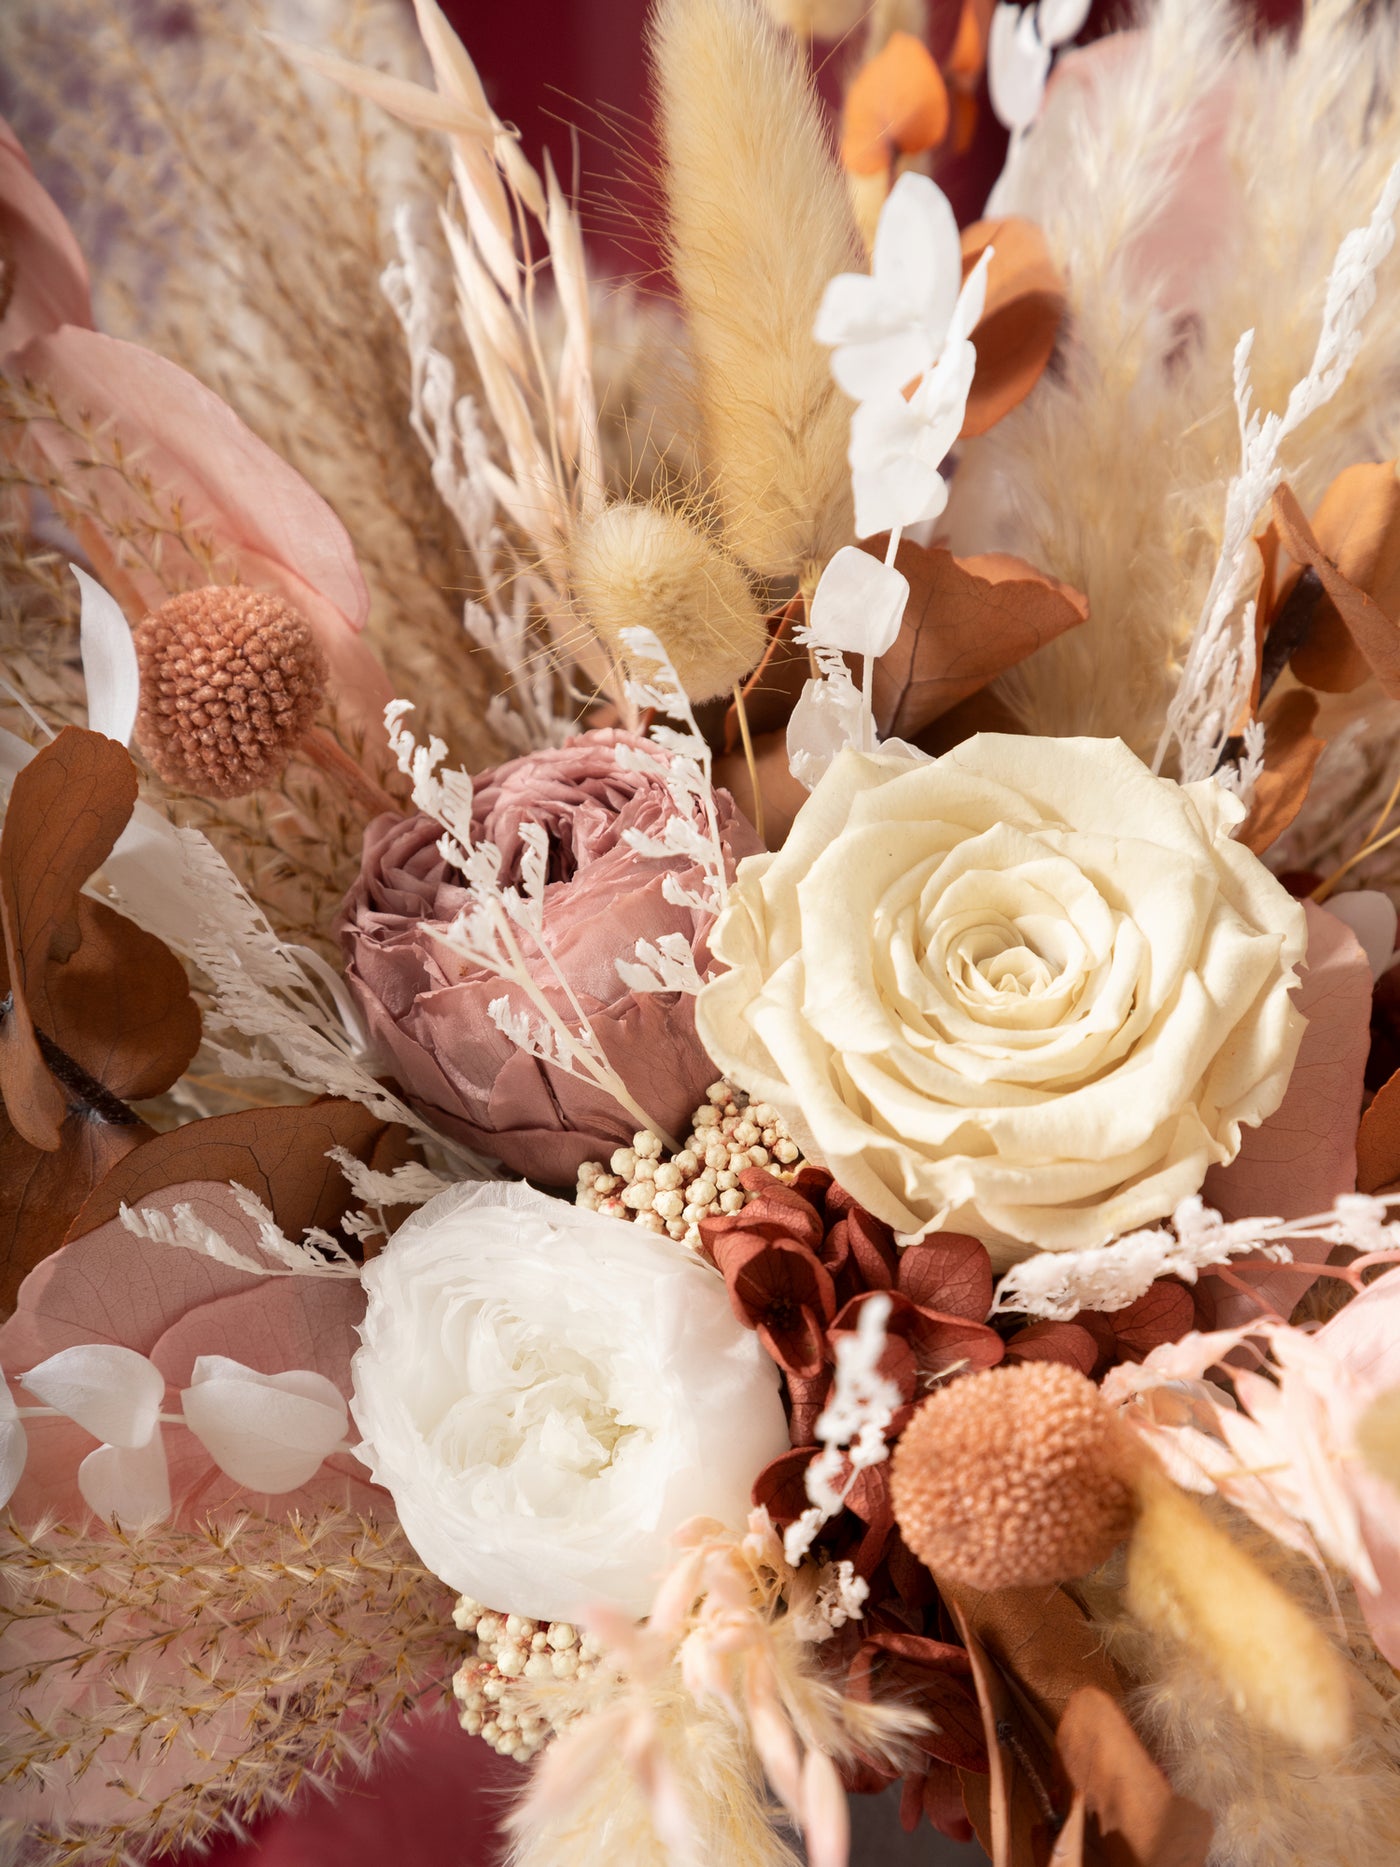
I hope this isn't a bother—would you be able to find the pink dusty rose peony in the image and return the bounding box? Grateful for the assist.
[337,729,761,1180]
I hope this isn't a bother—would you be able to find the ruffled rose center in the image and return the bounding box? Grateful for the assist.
[427,1299,645,1520]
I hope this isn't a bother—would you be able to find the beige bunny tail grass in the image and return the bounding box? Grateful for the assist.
[1085,1504,1400,1867]
[572,502,768,702]
[1125,1466,1352,1759]
[650,0,860,584]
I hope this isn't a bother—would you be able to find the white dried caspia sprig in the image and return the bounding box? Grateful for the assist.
[381,218,567,750]
[615,932,706,997]
[1156,160,1400,785]
[290,5,617,737]
[119,1187,361,1280]
[784,1292,902,1566]
[992,1192,1400,1322]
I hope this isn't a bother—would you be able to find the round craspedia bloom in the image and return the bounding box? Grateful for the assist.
[571,502,769,703]
[890,1360,1138,1590]
[134,587,327,800]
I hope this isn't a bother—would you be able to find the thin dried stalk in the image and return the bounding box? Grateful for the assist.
[0,1509,466,1867]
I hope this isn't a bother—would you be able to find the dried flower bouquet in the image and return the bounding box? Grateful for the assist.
[5,1,1400,1864]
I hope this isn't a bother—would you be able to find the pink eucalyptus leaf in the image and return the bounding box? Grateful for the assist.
[0,1183,374,1523]
[1201,902,1372,1324]
[0,116,92,350]
[7,327,392,747]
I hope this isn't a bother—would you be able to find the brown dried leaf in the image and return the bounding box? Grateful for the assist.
[0,727,137,1148]
[1275,482,1400,696]
[961,218,1066,438]
[714,728,811,850]
[947,1594,1054,1867]
[872,537,1087,742]
[49,895,200,1101]
[68,1098,416,1246]
[1237,688,1325,856]
[941,1580,1122,1728]
[1055,1687,1213,1867]
[1357,1065,1400,1196]
[0,1107,148,1314]
[1292,460,1400,691]
[722,598,809,750]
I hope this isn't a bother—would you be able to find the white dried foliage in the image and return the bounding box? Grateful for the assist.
[1157,161,1400,781]
[993,1193,1400,1322]
[119,1187,361,1280]
[946,0,1400,768]
[784,1293,901,1566]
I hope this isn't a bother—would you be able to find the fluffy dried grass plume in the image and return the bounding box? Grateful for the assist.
[135,587,327,800]
[650,0,859,583]
[1125,1462,1353,1762]
[945,0,1400,761]
[1087,1513,1400,1867]
[571,502,768,700]
[0,1510,463,1867]
[890,1361,1139,1588]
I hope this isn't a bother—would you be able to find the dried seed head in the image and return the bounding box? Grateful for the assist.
[134,587,327,799]
[572,502,769,703]
[890,1360,1138,1590]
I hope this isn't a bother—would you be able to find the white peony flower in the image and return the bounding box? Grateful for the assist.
[697,735,1308,1264]
[349,1181,791,1622]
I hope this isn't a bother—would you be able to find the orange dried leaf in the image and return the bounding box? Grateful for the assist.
[945,0,995,85]
[1237,688,1325,856]
[0,728,139,1149]
[872,537,1087,742]
[1358,1066,1400,1196]
[1312,460,1400,620]
[1275,483,1400,697]
[842,32,949,175]
[1055,1686,1213,1867]
[961,218,1066,437]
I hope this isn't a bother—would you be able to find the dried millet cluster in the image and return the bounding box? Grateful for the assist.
[576,1081,804,1246]
[451,1598,603,1761]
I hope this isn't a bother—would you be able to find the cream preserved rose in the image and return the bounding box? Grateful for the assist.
[697,736,1308,1263]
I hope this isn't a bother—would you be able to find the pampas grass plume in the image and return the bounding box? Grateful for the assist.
[572,502,769,700]
[1125,1464,1353,1760]
[650,0,859,583]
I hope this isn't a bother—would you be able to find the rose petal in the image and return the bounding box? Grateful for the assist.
[23,1344,165,1449]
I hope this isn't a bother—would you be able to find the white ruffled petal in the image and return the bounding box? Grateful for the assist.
[808,548,909,659]
[23,1344,165,1449]
[78,1432,172,1522]
[181,1358,349,1494]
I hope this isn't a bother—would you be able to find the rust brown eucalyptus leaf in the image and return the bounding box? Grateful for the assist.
[871,538,1087,743]
[68,1098,417,1246]
[0,727,138,1148]
[1237,688,1325,856]
[960,218,1066,438]
[1274,483,1400,696]
[1358,1066,1400,1196]
[1055,1687,1213,1867]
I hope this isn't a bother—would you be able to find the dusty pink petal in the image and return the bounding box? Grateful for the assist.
[0,116,92,350]
[339,732,761,1179]
[7,327,391,744]
[1201,902,1372,1325]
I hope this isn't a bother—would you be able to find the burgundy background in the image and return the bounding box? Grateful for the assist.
[175,0,1300,1861]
